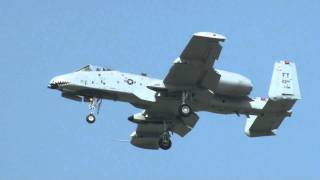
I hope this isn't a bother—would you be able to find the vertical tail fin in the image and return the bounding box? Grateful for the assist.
[268,60,301,101]
[244,61,301,137]
[266,60,301,111]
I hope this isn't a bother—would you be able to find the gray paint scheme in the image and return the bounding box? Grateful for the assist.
[48,32,301,150]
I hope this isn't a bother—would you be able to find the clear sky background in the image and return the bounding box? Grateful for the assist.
[0,0,319,179]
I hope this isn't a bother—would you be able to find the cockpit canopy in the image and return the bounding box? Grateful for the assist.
[77,65,112,72]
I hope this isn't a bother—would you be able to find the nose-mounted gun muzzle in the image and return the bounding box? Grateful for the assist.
[48,75,71,89]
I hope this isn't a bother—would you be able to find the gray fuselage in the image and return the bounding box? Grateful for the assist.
[49,65,265,117]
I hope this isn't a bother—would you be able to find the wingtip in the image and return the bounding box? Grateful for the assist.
[194,32,226,41]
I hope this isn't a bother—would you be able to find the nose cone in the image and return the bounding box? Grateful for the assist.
[48,75,71,89]
[48,82,58,89]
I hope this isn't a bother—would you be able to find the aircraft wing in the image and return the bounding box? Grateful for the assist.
[130,112,199,149]
[164,32,226,91]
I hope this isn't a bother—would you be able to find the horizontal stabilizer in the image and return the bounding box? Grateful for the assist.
[245,61,301,137]
[245,113,285,137]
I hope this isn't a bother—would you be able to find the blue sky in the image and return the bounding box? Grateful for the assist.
[0,0,319,179]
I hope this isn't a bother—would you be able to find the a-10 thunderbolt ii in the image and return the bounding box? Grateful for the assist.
[48,32,301,150]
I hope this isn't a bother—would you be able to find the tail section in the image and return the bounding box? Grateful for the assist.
[269,61,301,102]
[266,60,301,111]
[245,61,301,137]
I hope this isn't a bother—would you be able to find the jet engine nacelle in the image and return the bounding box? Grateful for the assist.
[215,69,253,97]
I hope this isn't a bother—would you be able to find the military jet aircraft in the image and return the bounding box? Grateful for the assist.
[48,32,301,150]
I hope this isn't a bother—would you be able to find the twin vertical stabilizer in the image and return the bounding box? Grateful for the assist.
[268,61,301,102]
[245,61,301,137]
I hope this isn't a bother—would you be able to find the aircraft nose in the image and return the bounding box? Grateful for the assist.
[48,82,58,89]
[48,75,70,89]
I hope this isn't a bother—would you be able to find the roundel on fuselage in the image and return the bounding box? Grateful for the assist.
[127,79,134,85]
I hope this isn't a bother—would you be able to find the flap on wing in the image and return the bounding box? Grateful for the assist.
[200,68,221,91]
[164,59,208,87]
[164,61,221,91]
